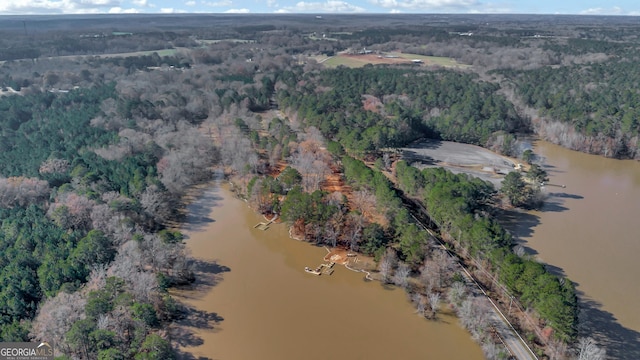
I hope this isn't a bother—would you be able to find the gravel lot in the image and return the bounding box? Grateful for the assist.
[400,139,517,188]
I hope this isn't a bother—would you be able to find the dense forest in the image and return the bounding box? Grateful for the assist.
[278,66,525,154]
[0,81,214,358]
[0,13,624,360]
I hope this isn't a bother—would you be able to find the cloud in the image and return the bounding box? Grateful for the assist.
[467,5,511,13]
[390,8,401,13]
[579,6,623,15]
[203,0,233,6]
[224,7,250,12]
[284,0,366,13]
[160,7,187,12]
[131,0,147,6]
[267,0,277,7]
[0,0,121,14]
[185,0,196,5]
[274,8,289,12]
[369,0,480,11]
[108,6,139,12]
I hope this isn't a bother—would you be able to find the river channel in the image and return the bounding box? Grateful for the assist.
[173,183,484,360]
[504,141,640,359]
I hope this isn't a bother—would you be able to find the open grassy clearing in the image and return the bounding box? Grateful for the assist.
[394,53,469,68]
[323,56,369,68]
[309,54,330,63]
[320,52,469,69]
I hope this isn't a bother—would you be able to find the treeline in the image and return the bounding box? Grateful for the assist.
[498,57,640,158]
[395,160,578,341]
[278,67,525,153]
[0,31,195,61]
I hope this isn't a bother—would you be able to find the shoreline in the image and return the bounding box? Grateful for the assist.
[174,182,486,360]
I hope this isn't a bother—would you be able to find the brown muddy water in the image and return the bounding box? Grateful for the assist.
[173,183,484,360]
[504,141,640,359]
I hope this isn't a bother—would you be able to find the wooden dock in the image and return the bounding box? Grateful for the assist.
[253,214,278,231]
[304,262,335,276]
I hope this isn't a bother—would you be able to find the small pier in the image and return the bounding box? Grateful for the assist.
[253,214,278,231]
[304,262,335,276]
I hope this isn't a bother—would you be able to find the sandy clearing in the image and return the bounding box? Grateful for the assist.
[401,139,518,188]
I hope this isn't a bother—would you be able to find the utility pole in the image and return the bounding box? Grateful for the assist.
[508,295,514,315]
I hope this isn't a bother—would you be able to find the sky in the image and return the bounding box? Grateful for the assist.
[1,0,639,16]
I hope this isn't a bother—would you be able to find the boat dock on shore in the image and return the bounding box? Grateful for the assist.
[253,214,278,230]
[304,262,335,276]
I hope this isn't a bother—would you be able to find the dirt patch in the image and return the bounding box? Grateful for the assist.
[323,247,376,274]
[401,139,520,188]
[323,248,352,265]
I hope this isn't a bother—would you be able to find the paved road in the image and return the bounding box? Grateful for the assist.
[410,213,537,360]
[459,265,537,360]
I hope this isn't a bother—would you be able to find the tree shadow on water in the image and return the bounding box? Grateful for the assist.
[171,258,228,360]
[548,192,584,200]
[498,208,541,239]
[578,294,640,360]
[175,352,214,360]
[540,197,569,212]
[497,209,541,255]
[171,309,223,360]
[178,259,231,295]
[182,187,224,232]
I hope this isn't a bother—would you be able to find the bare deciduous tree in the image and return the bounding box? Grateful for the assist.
[30,292,86,356]
[421,250,455,291]
[140,185,173,224]
[378,249,397,283]
[412,293,426,317]
[482,341,507,360]
[393,262,411,289]
[0,176,50,208]
[458,298,491,343]
[345,212,364,252]
[48,192,95,230]
[428,292,441,319]
[447,281,467,308]
[546,338,568,360]
[39,158,70,174]
[576,337,606,360]
[351,189,376,217]
[292,138,330,192]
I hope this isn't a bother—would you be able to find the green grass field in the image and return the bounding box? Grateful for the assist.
[319,52,469,69]
[322,56,368,68]
[394,53,468,68]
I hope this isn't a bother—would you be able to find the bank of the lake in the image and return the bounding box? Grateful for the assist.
[173,183,484,360]
[504,140,640,359]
